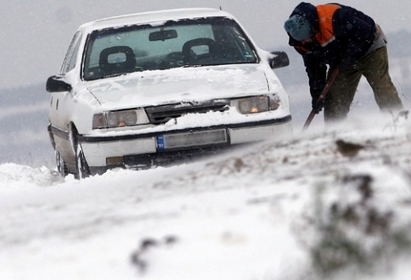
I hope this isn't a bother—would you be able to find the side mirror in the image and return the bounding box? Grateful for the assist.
[46,76,72,93]
[269,51,290,69]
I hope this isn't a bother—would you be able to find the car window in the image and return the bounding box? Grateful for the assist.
[61,31,82,74]
[82,17,258,80]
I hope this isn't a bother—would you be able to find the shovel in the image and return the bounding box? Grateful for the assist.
[302,67,340,131]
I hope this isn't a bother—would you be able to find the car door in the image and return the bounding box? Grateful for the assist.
[49,31,82,132]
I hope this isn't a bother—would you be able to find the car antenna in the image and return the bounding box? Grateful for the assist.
[220,6,223,10]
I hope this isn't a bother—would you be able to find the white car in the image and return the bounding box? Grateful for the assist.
[46,8,292,178]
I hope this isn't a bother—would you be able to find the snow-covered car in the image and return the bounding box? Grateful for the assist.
[46,8,292,178]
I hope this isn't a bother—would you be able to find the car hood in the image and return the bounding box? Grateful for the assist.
[85,65,273,110]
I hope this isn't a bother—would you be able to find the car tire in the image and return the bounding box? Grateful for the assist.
[70,127,91,179]
[55,150,68,177]
[75,140,90,179]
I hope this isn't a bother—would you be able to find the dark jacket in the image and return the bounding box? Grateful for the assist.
[287,2,376,98]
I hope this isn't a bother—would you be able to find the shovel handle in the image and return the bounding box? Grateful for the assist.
[302,67,340,131]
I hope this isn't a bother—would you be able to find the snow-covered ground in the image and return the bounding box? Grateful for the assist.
[2,1,411,278]
[1,114,411,280]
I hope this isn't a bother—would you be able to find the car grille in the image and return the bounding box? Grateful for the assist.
[145,100,230,124]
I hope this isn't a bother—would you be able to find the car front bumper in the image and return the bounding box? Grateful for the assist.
[77,116,292,173]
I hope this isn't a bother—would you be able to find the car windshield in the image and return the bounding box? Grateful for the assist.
[83,17,258,80]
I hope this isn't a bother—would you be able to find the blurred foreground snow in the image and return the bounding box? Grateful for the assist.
[1,115,411,280]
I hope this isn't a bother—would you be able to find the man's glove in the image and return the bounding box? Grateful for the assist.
[311,95,325,113]
[310,84,325,113]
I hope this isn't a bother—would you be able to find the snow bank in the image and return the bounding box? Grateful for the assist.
[1,116,411,280]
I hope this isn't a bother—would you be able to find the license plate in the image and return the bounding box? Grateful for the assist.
[157,129,227,150]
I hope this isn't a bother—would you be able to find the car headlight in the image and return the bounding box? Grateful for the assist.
[232,95,280,114]
[93,109,148,129]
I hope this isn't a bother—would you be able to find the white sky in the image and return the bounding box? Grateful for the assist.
[0,0,410,89]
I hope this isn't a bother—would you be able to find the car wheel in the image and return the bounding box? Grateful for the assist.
[55,150,68,177]
[70,129,91,180]
[75,141,90,179]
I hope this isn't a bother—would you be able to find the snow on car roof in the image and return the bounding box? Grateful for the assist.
[79,8,235,33]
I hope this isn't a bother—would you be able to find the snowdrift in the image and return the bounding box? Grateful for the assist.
[1,115,411,280]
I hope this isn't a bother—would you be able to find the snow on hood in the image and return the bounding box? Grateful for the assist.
[85,64,273,110]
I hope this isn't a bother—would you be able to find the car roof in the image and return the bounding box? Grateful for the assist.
[79,8,236,33]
